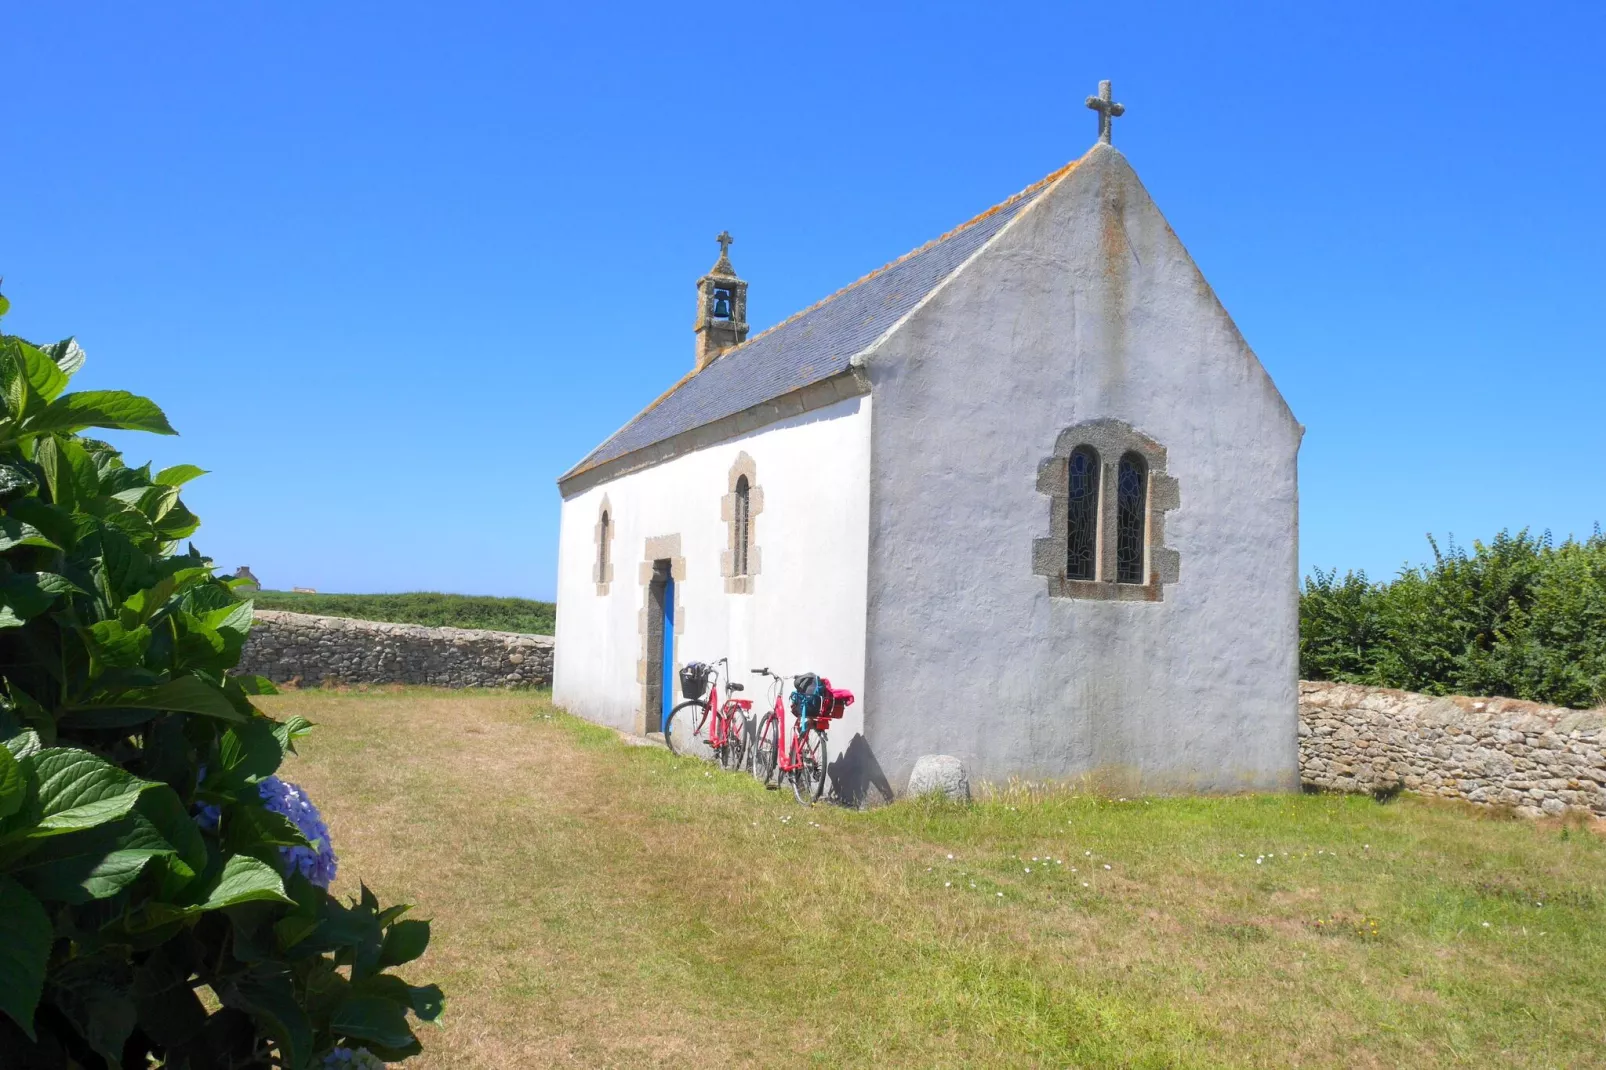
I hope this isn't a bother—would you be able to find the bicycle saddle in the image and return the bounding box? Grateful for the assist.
[727,682,744,692]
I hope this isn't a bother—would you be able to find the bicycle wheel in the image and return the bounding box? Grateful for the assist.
[792,729,828,804]
[717,704,748,772]
[663,699,709,757]
[752,712,778,786]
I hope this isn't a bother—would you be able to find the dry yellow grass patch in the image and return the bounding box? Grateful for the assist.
[263,689,1606,1070]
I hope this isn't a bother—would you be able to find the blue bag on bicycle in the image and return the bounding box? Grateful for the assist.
[790,673,825,721]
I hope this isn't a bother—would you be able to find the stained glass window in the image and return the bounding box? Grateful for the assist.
[1116,453,1147,584]
[1066,447,1099,581]
[734,475,750,575]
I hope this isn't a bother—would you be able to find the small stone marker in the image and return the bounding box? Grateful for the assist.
[908,755,970,802]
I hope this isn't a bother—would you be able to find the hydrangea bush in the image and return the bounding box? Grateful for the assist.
[0,296,442,1068]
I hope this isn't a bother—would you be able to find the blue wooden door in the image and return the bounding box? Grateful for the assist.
[660,576,675,727]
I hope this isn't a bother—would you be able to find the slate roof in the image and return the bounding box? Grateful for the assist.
[561,161,1075,483]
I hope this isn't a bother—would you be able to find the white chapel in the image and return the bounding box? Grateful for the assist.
[554,86,1302,803]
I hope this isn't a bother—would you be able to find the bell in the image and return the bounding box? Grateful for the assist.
[712,294,732,319]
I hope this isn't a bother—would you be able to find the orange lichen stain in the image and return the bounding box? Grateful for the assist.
[568,150,1097,477]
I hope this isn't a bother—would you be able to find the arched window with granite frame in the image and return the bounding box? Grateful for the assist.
[721,453,763,594]
[1033,420,1180,601]
[593,495,615,595]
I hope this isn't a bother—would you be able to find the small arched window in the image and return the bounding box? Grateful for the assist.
[1116,453,1147,584]
[733,475,751,576]
[1065,446,1100,580]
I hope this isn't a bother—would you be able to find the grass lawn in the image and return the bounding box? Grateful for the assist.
[263,688,1606,1069]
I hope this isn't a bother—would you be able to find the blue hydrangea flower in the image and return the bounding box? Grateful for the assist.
[322,1047,386,1068]
[259,775,338,888]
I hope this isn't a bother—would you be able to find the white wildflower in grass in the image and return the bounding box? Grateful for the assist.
[947,853,954,860]
[1024,867,1031,873]
[945,882,951,888]
[997,892,1004,898]
[1082,882,1089,887]
[1482,922,1491,927]
[1103,864,1111,871]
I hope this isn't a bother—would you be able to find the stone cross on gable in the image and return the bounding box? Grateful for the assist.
[1085,80,1125,145]
[716,230,734,256]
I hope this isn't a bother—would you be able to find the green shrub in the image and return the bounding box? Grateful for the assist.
[1301,529,1606,708]
[254,591,554,635]
[0,297,441,1068]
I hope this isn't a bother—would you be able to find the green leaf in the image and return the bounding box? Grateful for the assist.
[223,802,308,855]
[10,747,155,841]
[219,716,286,783]
[35,337,85,379]
[224,968,312,1070]
[0,876,50,1039]
[194,854,291,910]
[132,947,208,1051]
[0,461,37,497]
[7,498,75,550]
[35,434,100,509]
[0,744,24,821]
[48,966,138,1068]
[88,619,153,672]
[78,675,248,723]
[351,974,445,1023]
[14,339,68,405]
[206,598,255,642]
[4,728,42,760]
[330,994,417,1049]
[270,714,311,752]
[0,570,85,621]
[25,390,176,437]
[154,464,207,487]
[0,516,58,552]
[379,918,431,969]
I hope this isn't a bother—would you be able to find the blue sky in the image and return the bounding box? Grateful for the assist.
[5,2,1602,600]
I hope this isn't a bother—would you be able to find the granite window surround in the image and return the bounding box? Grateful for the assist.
[1032,419,1180,601]
[593,495,615,595]
[719,452,764,594]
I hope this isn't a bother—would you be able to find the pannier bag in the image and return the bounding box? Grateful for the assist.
[679,662,712,701]
[791,674,854,730]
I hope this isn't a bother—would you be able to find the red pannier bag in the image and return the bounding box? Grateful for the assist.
[812,677,855,731]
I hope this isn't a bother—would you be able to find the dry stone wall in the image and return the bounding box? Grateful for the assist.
[238,610,553,689]
[1299,681,1606,818]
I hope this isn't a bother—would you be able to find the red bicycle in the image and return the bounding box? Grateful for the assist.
[750,668,851,804]
[664,658,751,771]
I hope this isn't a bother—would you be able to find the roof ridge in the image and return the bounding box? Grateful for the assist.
[704,156,1084,363]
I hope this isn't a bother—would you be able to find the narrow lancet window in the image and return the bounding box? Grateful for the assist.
[1066,447,1099,580]
[734,475,750,576]
[1116,453,1147,584]
[598,510,610,580]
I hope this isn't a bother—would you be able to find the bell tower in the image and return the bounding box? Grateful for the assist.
[694,231,748,371]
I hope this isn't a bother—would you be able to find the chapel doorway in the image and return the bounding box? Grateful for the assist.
[645,558,674,734]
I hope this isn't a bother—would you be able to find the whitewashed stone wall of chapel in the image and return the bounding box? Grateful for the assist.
[553,395,872,744]
[861,144,1303,797]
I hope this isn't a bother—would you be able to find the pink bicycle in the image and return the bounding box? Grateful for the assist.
[664,658,751,771]
[749,668,852,804]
